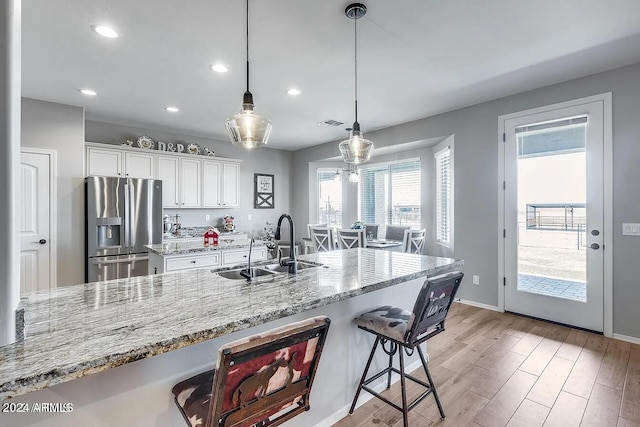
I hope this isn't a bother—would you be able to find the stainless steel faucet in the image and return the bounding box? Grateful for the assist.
[274,214,297,274]
[240,238,255,281]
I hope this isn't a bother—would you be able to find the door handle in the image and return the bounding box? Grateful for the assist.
[591,230,600,236]
[590,243,600,250]
[32,239,47,244]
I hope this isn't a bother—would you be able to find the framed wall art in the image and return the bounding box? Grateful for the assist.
[254,173,274,209]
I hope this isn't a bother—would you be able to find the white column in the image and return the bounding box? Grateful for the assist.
[0,0,21,346]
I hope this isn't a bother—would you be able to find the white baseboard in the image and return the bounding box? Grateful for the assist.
[313,359,423,427]
[455,298,501,312]
[613,333,640,345]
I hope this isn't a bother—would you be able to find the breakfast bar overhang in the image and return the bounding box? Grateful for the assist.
[0,249,462,427]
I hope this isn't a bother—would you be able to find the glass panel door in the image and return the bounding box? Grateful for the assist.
[504,99,605,332]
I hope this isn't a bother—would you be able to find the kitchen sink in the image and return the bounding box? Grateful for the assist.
[217,267,274,280]
[262,260,324,273]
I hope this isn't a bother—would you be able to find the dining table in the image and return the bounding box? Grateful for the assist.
[366,238,404,251]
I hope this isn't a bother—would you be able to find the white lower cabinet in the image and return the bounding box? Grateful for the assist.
[148,245,267,274]
[149,252,221,274]
[221,247,267,266]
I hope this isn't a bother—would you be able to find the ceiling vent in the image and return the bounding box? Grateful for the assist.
[317,119,344,127]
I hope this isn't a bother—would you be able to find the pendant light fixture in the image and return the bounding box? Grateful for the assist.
[225,0,272,149]
[339,3,374,165]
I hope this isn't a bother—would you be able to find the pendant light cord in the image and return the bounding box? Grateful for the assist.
[354,13,358,125]
[246,0,250,93]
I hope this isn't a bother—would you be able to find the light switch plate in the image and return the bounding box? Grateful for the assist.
[472,275,480,285]
[622,223,640,236]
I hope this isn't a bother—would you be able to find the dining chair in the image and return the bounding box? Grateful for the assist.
[384,225,410,241]
[172,316,331,427]
[310,226,335,252]
[349,272,464,427]
[336,229,366,249]
[306,223,328,238]
[403,229,427,254]
[363,224,379,240]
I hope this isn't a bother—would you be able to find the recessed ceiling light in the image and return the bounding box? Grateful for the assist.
[165,106,179,113]
[210,64,228,73]
[79,89,97,96]
[91,25,118,39]
[286,88,302,96]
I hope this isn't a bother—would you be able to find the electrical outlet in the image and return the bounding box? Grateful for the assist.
[205,214,210,221]
[622,223,640,236]
[472,275,480,285]
[247,214,252,221]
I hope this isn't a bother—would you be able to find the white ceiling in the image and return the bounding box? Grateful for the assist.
[22,0,640,151]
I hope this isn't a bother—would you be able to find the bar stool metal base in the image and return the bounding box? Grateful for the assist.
[348,334,445,427]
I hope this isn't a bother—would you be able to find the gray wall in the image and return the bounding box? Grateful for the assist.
[85,120,294,239]
[21,98,85,287]
[292,62,640,339]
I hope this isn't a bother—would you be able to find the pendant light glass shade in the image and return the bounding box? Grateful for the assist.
[339,128,373,165]
[340,3,374,164]
[225,0,271,148]
[225,96,272,149]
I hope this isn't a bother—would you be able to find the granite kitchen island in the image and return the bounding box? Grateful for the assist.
[0,249,462,427]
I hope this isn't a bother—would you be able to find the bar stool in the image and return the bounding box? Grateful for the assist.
[349,272,464,427]
[172,316,330,427]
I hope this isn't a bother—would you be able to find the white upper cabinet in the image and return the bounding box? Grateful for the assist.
[86,146,122,177]
[202,160,241,208]
[85,143,241,209]
[202,160,221,207]
[180,158,201,207]
[124,152,155,179]
[157,156,179,207]
[222,162,240,207]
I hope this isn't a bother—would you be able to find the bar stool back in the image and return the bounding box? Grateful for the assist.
[336,229,366,249]
[172,316,331,427]
[349,272,463,427]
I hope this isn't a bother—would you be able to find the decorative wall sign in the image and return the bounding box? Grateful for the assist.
[254,173,274,209]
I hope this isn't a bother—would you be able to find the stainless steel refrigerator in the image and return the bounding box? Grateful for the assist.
[85,176,162,282]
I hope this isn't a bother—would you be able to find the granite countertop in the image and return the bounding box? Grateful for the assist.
[146,239,264,256]
[0,249,462,400]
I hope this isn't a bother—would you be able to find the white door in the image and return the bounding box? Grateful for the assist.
[222,162,239,207]
[124,151,155,179]
[157,156,179,208]
[20,150,55,294]
[180,158,201,207]
[202,160,221,207]
[502,97,607,332]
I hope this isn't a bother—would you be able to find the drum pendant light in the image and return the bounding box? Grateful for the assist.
[339,3,374,164]
[225,0,272,149]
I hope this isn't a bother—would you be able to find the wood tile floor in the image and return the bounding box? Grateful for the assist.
[333,303,640,427]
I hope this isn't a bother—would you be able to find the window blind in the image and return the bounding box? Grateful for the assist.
[359,160,421,237]
[435,147,451,245]
[318,170,342,228]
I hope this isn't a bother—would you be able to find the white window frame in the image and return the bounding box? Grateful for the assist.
[434,139,454,249]
[317,168,343,229]
[357,158,422,234]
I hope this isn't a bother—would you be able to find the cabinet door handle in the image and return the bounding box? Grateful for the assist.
[190,260,197,264]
